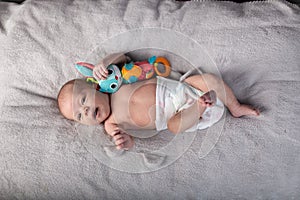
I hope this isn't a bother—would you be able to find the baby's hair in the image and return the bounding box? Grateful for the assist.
[57,79,76,120]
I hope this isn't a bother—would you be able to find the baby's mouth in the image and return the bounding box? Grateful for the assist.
[94,107,99,119]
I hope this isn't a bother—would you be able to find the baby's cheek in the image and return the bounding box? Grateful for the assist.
[86,119,99,126]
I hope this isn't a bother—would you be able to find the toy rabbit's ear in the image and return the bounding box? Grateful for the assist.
[75,62,95,77]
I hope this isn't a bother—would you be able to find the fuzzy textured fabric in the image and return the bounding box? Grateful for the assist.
[0,0,299,199]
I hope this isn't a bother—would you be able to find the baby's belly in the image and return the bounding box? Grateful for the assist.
[127,82,157,129]
[111,78,157,130]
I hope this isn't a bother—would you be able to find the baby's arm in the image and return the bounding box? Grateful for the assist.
[104,120,134,150]
[93,52,129,80]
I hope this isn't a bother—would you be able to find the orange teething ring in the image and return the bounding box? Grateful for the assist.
[154,57,171,77]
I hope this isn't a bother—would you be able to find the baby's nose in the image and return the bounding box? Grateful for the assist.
[84,107,89,116]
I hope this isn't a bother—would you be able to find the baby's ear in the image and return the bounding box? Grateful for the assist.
[75,62,95,77]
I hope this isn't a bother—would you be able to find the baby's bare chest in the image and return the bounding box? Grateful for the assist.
[110,79,157,129]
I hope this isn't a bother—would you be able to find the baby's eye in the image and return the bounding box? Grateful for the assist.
[81,96,86,105]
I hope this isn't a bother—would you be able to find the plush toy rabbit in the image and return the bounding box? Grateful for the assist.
[75,56,172,93]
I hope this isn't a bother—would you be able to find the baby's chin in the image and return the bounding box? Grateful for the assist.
[96,114,109,124]
[94,121,102,125]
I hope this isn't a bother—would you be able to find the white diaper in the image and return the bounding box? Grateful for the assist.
[155,76,225,132]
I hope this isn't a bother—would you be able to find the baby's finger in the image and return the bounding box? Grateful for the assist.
[100,65,108,74]
[117,143,130,151]
[113,134,123,141]
[93,70,102,81]
[115,138,126,146]
[113,128,121,133]
[94,70,107,80]
[98,65,108,74]
[116,143,124,150]
[100,72,108,79]
[100,74,107,80]
[96,62,108,72]
[95,69,107,80]
[114,126,121,131]
[99,73,108,80]
[111,130,121,137]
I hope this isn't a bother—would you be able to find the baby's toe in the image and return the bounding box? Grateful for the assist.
[254,108,260,116]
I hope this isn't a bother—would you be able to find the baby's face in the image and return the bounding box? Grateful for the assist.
[62,79,110,125]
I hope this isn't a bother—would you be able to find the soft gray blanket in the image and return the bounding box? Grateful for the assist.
[0,0,299,199]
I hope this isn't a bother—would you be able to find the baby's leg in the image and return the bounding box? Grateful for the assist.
[167,93,213,134]
[184,74,260,117]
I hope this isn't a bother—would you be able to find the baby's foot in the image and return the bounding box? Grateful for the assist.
[198,90,217,107]
[231,104,260,118]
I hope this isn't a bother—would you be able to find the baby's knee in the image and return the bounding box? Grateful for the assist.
[201,73,222,86]
[201,73,218,80]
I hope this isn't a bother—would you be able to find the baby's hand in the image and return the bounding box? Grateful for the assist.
[111,128,134,150]
[93,61,108,81]
[198,90,217,108]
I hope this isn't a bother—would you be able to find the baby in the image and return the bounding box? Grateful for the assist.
[57,53,260,150]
